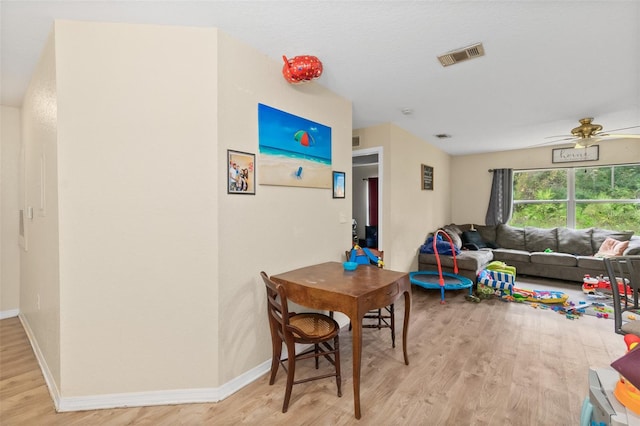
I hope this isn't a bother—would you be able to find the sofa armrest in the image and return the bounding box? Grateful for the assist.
[623,237,640,255]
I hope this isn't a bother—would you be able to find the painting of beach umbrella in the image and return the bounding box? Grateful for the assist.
[294,130,315,147]
[258,103,332,189]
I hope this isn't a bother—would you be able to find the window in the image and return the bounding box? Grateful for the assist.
[511,164,640,233]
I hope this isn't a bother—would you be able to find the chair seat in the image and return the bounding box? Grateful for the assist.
[290,313,340,340]
[261,271,342,413]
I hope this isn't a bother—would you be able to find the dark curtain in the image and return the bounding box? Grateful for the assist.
[485,168,513,226]
[368,177,378,226]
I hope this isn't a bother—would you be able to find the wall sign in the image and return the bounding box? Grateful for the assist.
[421,164,433,190]
[552,145,599,163]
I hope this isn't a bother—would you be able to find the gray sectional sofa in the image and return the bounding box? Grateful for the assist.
[418,224,640,283]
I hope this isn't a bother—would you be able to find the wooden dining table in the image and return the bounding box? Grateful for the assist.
[271,261,411,419]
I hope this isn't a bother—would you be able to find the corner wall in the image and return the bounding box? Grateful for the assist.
[20,19,353,408]
[216,31,353,383]
[20,29,62,389]
[52,20,220,396]
[354,124,451,272]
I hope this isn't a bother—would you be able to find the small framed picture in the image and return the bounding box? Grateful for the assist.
[228,150,256,194]
[332,171,346,198]
[421,164,433,190]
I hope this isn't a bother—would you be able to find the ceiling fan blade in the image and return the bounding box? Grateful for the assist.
[597,133,640,139]
[544,134,573,139]
[546,136,579,143]
[598,124,640,133]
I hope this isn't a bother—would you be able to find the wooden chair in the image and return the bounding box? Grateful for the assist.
[603,256,640,337]
[260,271,342,413]
[344,249,395,348]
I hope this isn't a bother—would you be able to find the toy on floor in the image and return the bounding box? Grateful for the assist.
[410,230,474,304]
[478,269,514,297]
[610,334,640,415]
[582,274,632,296]
[512,288,569,304]
[478,263,568,304]
[485,260,516,277]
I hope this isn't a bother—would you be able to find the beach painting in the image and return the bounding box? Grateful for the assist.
[258,103,332,188]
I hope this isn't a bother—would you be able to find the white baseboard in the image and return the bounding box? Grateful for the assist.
[18,312,273,412]
[57,359,272,412]
[19,314,62,410]
[0,308,19,320]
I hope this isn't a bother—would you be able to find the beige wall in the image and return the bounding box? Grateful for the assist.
[21,30,62,388]
[215,31,352,383]
[20,19,352,403]
[451,140,640,225]
[354,124,451,272]
[1,106,21,316]
[52,21,219,396]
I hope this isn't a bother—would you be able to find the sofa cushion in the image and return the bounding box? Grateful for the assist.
[591,228,634,254]
[594,237,629,258]
[419,249,493,271]
[441,225,463,248]
[557,227,593,256]
[576,256,605,270]
[492,248,530,263]
[496,224,526,250]
[530,252,577,267]
[525,227,558,252]
[475,225,497,245]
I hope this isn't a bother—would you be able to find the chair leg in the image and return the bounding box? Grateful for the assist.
[315,344,320,369]
[282,344,296,413]
[334,335,342,397]
[269,341,282,385]
[390,304,396,348]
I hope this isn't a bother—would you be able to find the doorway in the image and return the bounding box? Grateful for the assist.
[352,147,383,249]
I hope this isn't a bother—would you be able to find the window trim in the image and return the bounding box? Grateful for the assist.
[512,163,640,229]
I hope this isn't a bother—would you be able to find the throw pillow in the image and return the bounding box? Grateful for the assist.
[591,228,634,254]
[461,230,487,250]
[594,237,630,258]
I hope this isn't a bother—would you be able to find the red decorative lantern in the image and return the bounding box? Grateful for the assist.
[282,55,323,84]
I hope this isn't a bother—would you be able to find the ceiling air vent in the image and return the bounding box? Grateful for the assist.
[352,136,360,147]
[437,43,485,67]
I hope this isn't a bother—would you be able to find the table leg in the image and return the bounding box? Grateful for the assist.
[402,290,411,365]
[351,312,363,419]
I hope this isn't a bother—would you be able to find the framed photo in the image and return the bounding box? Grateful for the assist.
[332,171,346,198]
[421,164,433,190]
[552,145,599,163]
[227,150,256,194]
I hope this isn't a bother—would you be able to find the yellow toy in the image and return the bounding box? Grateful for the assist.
[485,261,516,278]
[612,334,640,415]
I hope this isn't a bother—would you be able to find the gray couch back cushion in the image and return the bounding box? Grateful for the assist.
[475,225,497,244]
[557,227,593,256]
[496,224,526,251]
[525,227,558,252]
[591,228,634,253]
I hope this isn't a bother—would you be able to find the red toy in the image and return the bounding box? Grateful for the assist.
[582,274,633,296]
[282,55,323,83]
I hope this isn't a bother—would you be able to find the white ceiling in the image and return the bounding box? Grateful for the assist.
[1,1,639,155]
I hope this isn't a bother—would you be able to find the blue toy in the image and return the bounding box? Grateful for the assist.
[410,230,473,304]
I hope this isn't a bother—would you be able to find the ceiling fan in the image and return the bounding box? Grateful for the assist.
[545,117,640,148]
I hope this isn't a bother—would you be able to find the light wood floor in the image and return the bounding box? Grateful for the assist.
[0,282,626,425]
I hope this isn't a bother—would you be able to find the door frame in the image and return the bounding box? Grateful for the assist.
[352,147,383,249]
